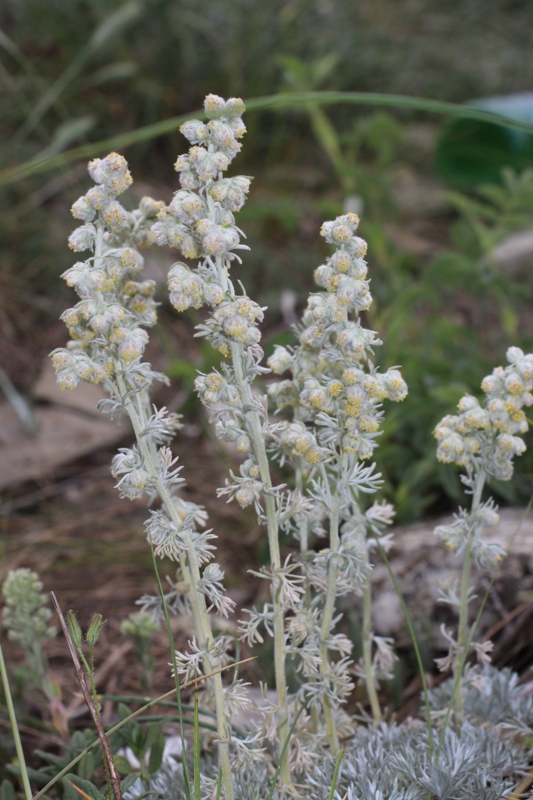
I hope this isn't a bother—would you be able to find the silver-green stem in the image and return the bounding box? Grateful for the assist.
[94,203,233,792]
[229,341,291,784]
[453,467,486,720]
[0,641,32,800]
[116,372,234,799]
[319,464,341,754]
[362,578,381,722]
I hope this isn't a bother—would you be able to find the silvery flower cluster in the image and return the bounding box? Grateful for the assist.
[432,352,532,684]
[434,347,533,480]
[265,212,407,740]
[52,150,238,797]
[150,94,311,785]
[51,95,533,799]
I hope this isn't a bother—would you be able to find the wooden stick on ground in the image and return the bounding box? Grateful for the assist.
[51,592,122,800]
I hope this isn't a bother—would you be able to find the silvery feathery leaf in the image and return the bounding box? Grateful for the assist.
[121,359,169,390]
[238,603,274,645]
[274,489,312,533]
[365,500,395,532]
[157,446,185,491]
[249,556,305,610]
[222,679,253,717]
[172,636,205,682]
[136,573,191,619]
[345,460,383,494]
[429,664,533,730]
[140,405,183,443]
[198,562,236,617]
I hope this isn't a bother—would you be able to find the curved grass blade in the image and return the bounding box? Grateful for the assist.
[371,533,434,757]
[0,642,32,800]
[4,91,533,186]
[31,657,254,800]
[328,745,345,800]
[266,698,309,800]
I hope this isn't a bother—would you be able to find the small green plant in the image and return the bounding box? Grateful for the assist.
[1,569,57,703]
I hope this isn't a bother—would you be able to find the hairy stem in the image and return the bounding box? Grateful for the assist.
[229,342,291,783]
[319,464,341,754]
[117,375,234,798]
[453,467,486,720]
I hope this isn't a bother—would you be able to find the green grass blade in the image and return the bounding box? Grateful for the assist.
[0,642,32,800]
[214,771,223,800]
[11,2,142,146]
[193,684,200,800]
[327,745,344,800]
[371,534,434,757]
[4,90,533,186]
[266,699,309,800]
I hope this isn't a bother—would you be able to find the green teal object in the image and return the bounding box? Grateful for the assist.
[435,93,533,187]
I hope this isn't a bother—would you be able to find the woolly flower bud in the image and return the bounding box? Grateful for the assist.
[68,224,96,252]
[51,348,105,389]
[204,93,227,117]
[496,433,526,457]
[384,369,408,402]
[300,378,330,412]
[116,247,144,274]
[195,371,225,404]
[268,379,295,410]
[71,196,96,222]
[85,186,108,210]
[102,201,130,234]
[203,281,225,306]
[209,176,251,212]
[506,346,524,365]
[204,94,245,120]
[168,263,204,311]
[207,119,240,150]
[314,264,335,289]
[320,212,360,245]
[505,372,525,396]
[188,146,230,182]
[335,275,372,309]
[169,190,205,224]
[235,482,262,508]
[180,119,208,144]
[329,250,353,273]
[61,263,105,296]
[477,505,500,527]
[267,346,293,375]
[140,196,166,216]
[88,152,132,195]
[342,433,374,459]
[337,323,380,358]
[197,220,240,256]
[117,328,149,362]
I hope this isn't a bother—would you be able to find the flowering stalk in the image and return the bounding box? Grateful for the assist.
[434,347,533,718]
[268,213,407,747]
[150,94,298,783]
[51,153,235,799]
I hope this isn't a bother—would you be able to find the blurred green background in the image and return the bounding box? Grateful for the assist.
[2,0,533,520]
